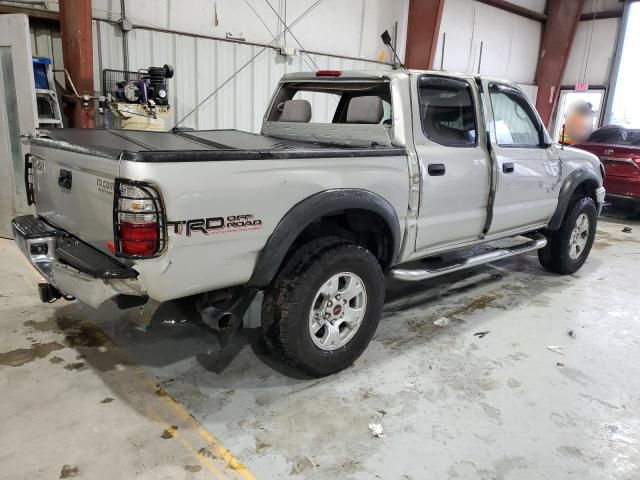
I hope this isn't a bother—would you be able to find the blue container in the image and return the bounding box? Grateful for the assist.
[32,57,52,89]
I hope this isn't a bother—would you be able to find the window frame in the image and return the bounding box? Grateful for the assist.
[416,74,480,149]
[488,82,548,149]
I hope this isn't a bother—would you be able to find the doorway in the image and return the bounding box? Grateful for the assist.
[551,88,605,144]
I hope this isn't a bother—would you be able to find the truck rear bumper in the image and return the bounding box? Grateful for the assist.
[12,215,146,308]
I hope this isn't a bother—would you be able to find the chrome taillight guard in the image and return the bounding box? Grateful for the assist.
[112,178,167,259]
[25,153,35,206]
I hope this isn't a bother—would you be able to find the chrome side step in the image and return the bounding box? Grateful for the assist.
[389,233,548,282]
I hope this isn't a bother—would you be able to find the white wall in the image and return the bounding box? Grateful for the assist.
[562,17,619,86]
[93,20,390,132]
[508,0,546,14]
[20,0,402,133]
[20,0,408,63]
[433,0,542,99]
[561,0,623,87]
[581,0,622,14]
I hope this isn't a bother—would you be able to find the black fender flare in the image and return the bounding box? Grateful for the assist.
[248,189,401,288]
[548,168,601,230]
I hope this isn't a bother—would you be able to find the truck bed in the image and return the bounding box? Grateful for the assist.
[32,129,405,162]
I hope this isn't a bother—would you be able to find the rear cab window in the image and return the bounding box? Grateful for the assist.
[266,80,393,125]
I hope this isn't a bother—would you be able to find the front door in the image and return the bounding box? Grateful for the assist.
[413,74,490,252]
[482,81,560,235]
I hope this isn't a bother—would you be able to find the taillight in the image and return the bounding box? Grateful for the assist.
[113,179,166,258]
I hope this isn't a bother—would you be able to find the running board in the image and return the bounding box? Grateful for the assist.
[389,233,548,282]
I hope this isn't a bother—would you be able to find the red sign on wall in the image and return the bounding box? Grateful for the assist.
[575,82,589,91]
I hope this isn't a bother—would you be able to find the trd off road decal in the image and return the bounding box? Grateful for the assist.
[167,214,263,236]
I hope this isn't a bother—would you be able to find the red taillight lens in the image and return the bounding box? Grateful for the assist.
[113,179,165,258]
[118,221,159,256]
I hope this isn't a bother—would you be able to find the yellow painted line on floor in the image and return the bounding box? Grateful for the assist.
[21,254,256,478]
[146,406,230,478]
[144,377,256,480]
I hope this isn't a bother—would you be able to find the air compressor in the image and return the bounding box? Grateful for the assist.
[107,64,174,131]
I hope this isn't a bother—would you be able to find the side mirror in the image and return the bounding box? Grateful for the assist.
[381,30,392,46]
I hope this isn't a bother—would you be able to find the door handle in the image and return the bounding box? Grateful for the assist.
[58,169,72,189]
[502,162,514,174]
[428,163,446,176]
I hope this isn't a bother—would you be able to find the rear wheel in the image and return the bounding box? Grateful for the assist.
[538,196,597,274]
[262,238,385,377]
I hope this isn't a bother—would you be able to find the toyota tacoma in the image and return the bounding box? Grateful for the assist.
[13,69,605,376]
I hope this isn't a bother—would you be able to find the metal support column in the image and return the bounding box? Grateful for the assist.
[404,0,445,70]
[534,0,585,127]
[59,0,95,128]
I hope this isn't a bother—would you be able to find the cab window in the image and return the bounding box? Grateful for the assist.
[489,84,541,147]
[418,76,478,147]
[268,81,392,125]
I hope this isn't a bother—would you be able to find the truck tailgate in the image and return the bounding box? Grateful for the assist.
[31,141,120,256]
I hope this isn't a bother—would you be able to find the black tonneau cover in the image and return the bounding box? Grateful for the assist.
[32,129,406,162]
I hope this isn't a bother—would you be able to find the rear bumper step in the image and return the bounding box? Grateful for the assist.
[12,215,144,308]
[390,233,547,282]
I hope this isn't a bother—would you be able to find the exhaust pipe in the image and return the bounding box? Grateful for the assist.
[200,306,236,331]
[38,283,75,303]
[38,283,61,303]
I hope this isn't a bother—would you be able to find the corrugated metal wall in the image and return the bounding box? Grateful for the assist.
[29,23,65,87]
[93,21,390,132]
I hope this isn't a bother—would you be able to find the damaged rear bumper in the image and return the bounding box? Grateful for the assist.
[12,215,146,308]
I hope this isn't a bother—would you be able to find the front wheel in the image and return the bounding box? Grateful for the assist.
[262,238,385,377]
[538,196,597,274]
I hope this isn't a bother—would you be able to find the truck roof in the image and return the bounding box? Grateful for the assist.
[281,69,520,89]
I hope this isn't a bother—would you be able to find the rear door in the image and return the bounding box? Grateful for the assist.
[413,74,490,252]
[482,81,560,235]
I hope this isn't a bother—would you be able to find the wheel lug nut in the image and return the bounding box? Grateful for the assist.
[336,294,341,300]
[327,300,333,307]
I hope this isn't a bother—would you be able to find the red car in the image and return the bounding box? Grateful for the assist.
[573,125,640,213]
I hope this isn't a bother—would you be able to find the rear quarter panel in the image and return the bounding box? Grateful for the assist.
[121,155,409,302]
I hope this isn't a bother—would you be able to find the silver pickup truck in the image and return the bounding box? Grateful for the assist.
[13,69,605,376]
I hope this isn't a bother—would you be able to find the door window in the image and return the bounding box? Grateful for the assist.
[418,76,477,147]
[489,85,541,147]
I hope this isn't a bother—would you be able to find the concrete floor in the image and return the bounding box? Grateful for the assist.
[1,213,640,479]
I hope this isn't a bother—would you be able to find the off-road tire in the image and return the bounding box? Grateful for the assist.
[538,196,597,275]
[262,237,385,377]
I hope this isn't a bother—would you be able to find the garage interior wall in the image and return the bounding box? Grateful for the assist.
[562,0,622,87]
[29,22,66,92]
[432,0,545,101]
[21,0,406,131]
